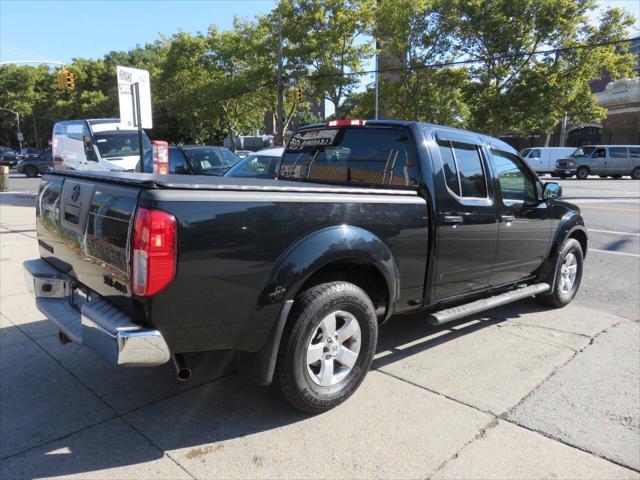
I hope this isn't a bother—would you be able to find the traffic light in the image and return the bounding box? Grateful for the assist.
[56,70,66,89]
[295,85,303,102]
[56,70,75,90]
[64,71,75,90]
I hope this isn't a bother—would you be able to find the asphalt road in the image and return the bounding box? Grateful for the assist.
[1,171,638,479]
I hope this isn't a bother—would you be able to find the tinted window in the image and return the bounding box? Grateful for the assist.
[529,149,541,158]
[609,147,628,158]
[491,149,537,202]
[438,141,460,195]
[169,149,190,173]
[593,148,606,158]
[630,147,640,158]
[452,142,487,198]
[280,127,418,187]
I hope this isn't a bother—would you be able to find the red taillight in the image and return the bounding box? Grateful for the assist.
[326,119,366,127]
[131,207,177,296]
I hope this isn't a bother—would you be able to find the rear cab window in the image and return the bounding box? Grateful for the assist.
[436,138,489,200]
[280,126,419,188]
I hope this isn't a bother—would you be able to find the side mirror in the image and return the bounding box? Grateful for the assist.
[83,136,97,161]
[543,182,562,200]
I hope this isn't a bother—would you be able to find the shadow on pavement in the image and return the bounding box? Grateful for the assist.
[0,298,554,477]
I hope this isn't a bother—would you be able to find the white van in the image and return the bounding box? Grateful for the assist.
[52,119,151,172]
[519,147,575,175]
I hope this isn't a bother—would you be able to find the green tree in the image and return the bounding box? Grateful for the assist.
[374,0,468,125]
[279,0,375,117]
[443,0,636,137]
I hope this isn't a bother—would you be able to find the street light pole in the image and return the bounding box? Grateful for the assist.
[276,9,284,146]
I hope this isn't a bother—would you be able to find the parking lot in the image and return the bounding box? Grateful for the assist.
[1,174,639,479]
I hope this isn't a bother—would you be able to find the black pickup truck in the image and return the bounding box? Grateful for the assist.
[24,120,587,413]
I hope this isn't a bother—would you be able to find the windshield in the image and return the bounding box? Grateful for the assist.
[93,131,151,159]
[571,147,595,157]
[226,154,280,178]
[185,148,240,172]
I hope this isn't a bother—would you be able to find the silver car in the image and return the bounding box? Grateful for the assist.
[559,145,640,180]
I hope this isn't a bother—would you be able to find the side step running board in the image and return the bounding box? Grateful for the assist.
[427,283,550,326]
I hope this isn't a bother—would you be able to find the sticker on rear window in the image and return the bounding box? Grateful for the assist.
[286,129,339,151]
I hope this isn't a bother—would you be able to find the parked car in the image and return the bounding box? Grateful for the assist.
[235,150,253,158]
[19,147,45,160]
[17,150,53,177]
[52,118,152,172]
[24,119,587,414]
[225,147,283,179]
[138,145,240,175]
[519,147,575,176]
[556,145,640,179]
[0,146,19,167]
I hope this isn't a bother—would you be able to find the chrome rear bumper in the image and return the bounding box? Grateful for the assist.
[23,259,170,366]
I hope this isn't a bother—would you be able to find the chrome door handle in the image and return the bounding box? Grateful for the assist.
[443,215,464,224]
[501,215,516,223]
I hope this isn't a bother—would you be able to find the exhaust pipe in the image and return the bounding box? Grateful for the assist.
[172,354,192,382]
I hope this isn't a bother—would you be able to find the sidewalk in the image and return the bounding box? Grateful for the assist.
[1,193,638,479]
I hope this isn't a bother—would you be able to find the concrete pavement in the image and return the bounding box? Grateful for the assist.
[1,177,638,479]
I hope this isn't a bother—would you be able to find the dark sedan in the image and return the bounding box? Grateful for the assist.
[0,147,19,167]
[17,150,53,177]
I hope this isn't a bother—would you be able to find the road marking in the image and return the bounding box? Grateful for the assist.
[579,205,640,212]
[590,249,640,258]
[590,229,640,237]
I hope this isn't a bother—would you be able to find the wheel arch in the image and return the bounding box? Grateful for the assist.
[260,225,400,322]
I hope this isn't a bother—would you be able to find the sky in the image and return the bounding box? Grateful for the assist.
[1,0,638,116]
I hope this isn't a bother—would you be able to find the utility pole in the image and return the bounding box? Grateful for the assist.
[276,8,284,146]
[32,110,39,148]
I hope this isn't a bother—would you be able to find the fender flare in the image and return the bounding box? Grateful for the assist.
[539,211,588,289]
[259,225,400,311]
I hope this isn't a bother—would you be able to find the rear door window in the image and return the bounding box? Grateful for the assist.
[281,127,418,187]
[609,147,628,158]
[437,140,487,199]
[630,147,640,158]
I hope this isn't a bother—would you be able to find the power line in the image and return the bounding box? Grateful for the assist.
[306,36,640,79]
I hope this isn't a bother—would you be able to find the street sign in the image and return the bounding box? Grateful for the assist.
[16,132,23,142]
[117,66,152,129]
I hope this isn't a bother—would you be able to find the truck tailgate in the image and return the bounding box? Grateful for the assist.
[36,173,140,312]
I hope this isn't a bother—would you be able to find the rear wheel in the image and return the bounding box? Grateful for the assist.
[576,167,590,180]
[273,281,378,413]
[24,165,38,178]
[632,168,640,180]
[536,238,583,308]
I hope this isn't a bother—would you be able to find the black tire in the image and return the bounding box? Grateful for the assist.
[24,165,38,178]
[273,281,378,413]
[536,238,583,308]
[632,168,640,180]
[576,166,589,180]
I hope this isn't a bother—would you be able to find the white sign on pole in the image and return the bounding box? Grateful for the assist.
[117,66,153,129]
[16,132,23,142]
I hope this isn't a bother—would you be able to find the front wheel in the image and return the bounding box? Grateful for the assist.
[536,238,583,308]
[273,282,378,413]
[576,167,590,180]
[24,165,38,178]
[632,168,640,180]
